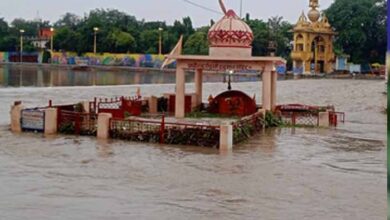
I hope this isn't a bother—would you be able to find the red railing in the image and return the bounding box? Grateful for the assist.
[280,111,320,127]
[329,111,345,126]
[109,115,220,147]
[98,96,142,118]
[57,110,97,135]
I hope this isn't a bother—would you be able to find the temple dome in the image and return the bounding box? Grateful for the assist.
[308,8,320,22]
[208,10,253,48]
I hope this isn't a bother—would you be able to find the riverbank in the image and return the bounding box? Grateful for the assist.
[0,62,175,73]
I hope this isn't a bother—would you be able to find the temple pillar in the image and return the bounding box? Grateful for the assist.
[194,69,203,106]
[271,71,277,110]
[262,71,272,111]
[148,96,158,114]
[293,61,296,72]
[175,66,186,118]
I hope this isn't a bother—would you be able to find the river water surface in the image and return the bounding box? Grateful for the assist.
[0,65,386,220]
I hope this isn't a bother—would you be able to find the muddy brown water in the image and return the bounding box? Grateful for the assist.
[0,65,386,220]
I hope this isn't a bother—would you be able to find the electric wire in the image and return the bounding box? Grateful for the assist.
[181,0,223,15]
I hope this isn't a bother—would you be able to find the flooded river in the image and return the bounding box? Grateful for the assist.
[0,65,386,219]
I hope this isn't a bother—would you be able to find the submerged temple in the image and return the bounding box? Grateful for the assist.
[291,0,336,74]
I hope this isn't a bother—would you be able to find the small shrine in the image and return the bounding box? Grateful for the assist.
[291,0,336,74]
[166,0,285,118]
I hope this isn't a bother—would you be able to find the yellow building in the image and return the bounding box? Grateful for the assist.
[291,0,336,74]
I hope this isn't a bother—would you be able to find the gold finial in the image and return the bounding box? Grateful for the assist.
[308,0,320,22]
[309,0,319,9]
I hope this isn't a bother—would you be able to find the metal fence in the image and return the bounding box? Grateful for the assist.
[110,116,220,148]
[164,122,220,147]
[281,112,319,127]
[110,118,162,143]
[57,110,97,135]
[98,96,142,118]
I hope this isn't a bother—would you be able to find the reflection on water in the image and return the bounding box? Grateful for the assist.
[0,64,261,87]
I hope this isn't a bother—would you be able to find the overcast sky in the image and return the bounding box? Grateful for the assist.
[0,0,334,27]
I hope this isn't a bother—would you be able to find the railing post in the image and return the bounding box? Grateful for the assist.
[149,96,158,114]
[97,113,112,139]
[44,108,58,135]
[48,100,52,107]
[121,96,125,118]
[94,97,97,113]
[317,112,320,126]
[318,111,330,127]
[160,114,165,144]
[10,101,24,133]
[75,113,81,135]
[292,112,296,126]
[219,123,233,153]
[56,108,61,130]
[331,112,338,127]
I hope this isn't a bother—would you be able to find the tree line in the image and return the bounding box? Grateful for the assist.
[0,0,386,64]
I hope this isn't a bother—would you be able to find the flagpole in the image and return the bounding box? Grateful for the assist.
[240,0,242,17]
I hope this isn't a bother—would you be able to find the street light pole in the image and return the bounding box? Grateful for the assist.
[19,29,25,63]
[50,27,54,52]
[93,27,99,54]
[158,27,163,55]
[227,70,234,90]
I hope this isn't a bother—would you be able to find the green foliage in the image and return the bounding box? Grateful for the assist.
[183,32,209,55]
[325,0,387,63]
[59,122,75,134]
[108,29,136,53]
[264,111,283,127]
[124,111,132,118]
[42,50,51,63]
[74,102,84,112]
[157,97,168,112]
[139,29,159,54]
[233,123,255,144]
[186,110,238,119]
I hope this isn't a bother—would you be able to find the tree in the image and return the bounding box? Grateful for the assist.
[183,32,209,55]
[54,13,81,28]
[53,27,81,53]
[268,16,293,58]
[0,18,17,51]
[139,30,159,54]
[247,19,269,56]
[326,0,387,63]
[108,29,136,53]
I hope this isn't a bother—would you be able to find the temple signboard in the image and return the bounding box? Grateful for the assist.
[186,62,253,72]
[21,109,45,132]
